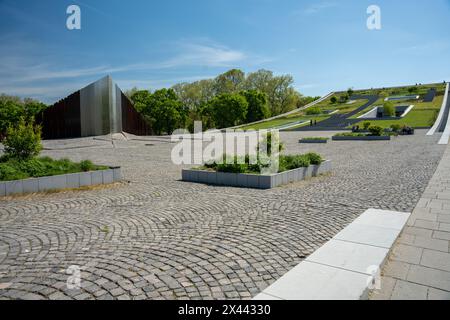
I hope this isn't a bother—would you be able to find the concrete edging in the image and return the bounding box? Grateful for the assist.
[182,160,332,189]
[332,135,391,141]
[299,139,328,144]
[427,82,449,136]
[0,167,122,197]
[253,208,411,300]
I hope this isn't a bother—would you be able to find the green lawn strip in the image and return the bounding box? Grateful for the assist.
[240,115,329,130]
[352,109,438,129]
[0,157,108,182]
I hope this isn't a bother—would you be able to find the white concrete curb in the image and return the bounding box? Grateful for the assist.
[229,92,334,130]
[0,167,122,197]
[427,82,449,136]
[253,208,410,300]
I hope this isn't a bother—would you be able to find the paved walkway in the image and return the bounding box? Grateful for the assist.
[0,131,445,300]
[370,142,450,300]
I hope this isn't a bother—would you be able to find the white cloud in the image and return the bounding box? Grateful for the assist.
[302,2,337,15]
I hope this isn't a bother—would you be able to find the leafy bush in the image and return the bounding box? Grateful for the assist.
[305,107,322,115]
[334,132,366,137]
[280,155,310,172]
[362,121,371,130]
[80,160,95,172]
[330,96,337,104]
[305,152,323,165]
[368,125,384,136]
[390,124,402,132]
[2,119,42,160]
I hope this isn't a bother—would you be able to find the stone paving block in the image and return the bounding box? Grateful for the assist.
[22,179,39,194]
[370,276,396,300]
[420,249,450,272]
[414,219,439,229]
[390,244,423,264]
[413,236,449,252]
[382,260,410,280]
[261,261,370,300]
[352,209,410,230]
[439,222,450,232]
[390,279,428,300]
[334,224,401,249]
[404,226,433,238]
[306,240,388,275]
[428,288,450,300]
[407,265,450,291]
[433,230,450,241]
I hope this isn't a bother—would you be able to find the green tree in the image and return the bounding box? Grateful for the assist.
[347,88,354,97]
[214,69,245,94]
[147,89,187,135]
[383,101,395,117]
[240,90,269,123]
[130,90,152,113]
[330,96,338,104]
[0,99,23,136]
[3,118,42,160]
[207,93,248,128]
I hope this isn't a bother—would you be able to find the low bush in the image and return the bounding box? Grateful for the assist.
[368,125,384,136]
[334,132,366,137]
[390,124,402,132]
[362,121,371,130]
[199,152,324,174]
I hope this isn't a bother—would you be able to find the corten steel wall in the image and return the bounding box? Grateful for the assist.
[38,76,151,139]
[39,91,81,139]
[120,90,152,135]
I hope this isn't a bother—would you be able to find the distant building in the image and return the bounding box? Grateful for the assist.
[37,76,151,139]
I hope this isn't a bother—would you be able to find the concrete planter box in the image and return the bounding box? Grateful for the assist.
[182,160,331,189]
[299,139,328,144]
[0,167,122,197]
[332,135,391,141]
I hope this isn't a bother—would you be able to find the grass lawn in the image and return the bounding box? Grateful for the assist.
[0,157,108,182]
[352,109,439,129]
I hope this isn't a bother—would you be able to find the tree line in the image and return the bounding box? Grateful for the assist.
[127,69,319,134]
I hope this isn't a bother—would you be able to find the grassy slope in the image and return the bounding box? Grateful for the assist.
[237,83,447,130]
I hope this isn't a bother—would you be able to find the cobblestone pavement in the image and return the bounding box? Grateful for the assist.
[0,130,445,300]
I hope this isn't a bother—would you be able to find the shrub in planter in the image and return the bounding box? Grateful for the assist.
[362,121,371,131]
[383,102,395,117]
[305,152,323,165]
[2,118,42,160]
[368,125,384,136]
[390,124,402,132]
[258,132,284,156]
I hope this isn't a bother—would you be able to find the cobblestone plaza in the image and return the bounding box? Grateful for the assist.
[0,131,445,300]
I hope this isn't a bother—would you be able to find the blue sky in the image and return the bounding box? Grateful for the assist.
[1,0,450,103]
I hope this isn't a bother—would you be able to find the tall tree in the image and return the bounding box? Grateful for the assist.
[147,89,187,135]
[206,93,248,129]
[130,90,152,113]
[213,69,245,95]
[240,90,269,123]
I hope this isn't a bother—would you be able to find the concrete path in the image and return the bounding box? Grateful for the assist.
[370,142,450,300]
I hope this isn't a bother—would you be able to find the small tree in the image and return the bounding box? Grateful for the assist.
[3,118,42,160]
[383,102,395,117]
[347,88,354,97]
[330,96,337,104]
[305,106,322,115]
